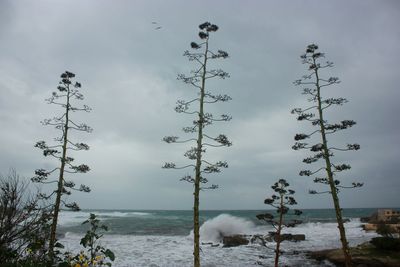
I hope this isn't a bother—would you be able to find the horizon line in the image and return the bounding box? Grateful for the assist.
[76,206,400,211]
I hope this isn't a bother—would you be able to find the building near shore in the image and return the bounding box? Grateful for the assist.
[363,209,400,233]
[377,209,400,222]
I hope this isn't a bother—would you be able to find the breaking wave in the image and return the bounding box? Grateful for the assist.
[58,210,151,226]
[190,214,256,243]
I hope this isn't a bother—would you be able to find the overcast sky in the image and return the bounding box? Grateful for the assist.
[0,0,399,210]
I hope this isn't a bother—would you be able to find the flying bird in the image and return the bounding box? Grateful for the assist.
[152,21,162,30]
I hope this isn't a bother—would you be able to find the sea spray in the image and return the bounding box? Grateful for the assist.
[58,209,381,266]
[191,214,256,243]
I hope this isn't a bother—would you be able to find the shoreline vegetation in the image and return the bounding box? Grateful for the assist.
[305,208,400,267]
[213,232,400,267]
[302,208,400,267]
[308,242,400,267]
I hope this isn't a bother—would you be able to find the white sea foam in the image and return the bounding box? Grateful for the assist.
[197,214,256,242]
[58,211,92,226]
[58,210,151,226]
[59,214,378,266]
[259,217,376,264]
[61,233,265,267]
[100,211,151,217]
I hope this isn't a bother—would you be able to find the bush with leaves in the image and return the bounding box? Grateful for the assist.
[375,223,400,239]
[256,179,302,267]
[66,213,115,267]
[0,169,51,265]
[370,236,400,251]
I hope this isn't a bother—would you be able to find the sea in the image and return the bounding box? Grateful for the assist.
[58,208,380,267]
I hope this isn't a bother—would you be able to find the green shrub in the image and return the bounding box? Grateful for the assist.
[66,213,115,266]
[370,236,400,251]
[376,223,396,237]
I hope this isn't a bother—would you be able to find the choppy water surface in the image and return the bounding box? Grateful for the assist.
[59,209,380,266]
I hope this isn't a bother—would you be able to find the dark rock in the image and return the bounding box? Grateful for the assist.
[222,235,249,247]
[308,242,400,267]
[202,242,220,247]
[270,233,306,242]
[222,233,306,248]
[250,235,267,246]
[290,234,306,242]
[360,216,371,223]
[364,212,379,224]
[292,250,301,255]
[264,235,273,242]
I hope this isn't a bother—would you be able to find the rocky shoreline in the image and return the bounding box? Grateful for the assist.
[202,233,400,267]
[204,233,307,248]
[308,242,400,267]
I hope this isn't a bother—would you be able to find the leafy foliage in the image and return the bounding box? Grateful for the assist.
[376,223,399,238]
[66,213,115,267]
[0,169,52,265]
[370,237,400,251]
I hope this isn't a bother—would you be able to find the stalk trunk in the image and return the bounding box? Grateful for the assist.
[90,234,95,265]
[48,83,71,264]
[314,59,352,267]
[274,194,284,267]
[193,181,200,267]
[193,38,209,267]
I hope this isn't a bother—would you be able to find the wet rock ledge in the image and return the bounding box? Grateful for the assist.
[221,233,306,248]
[308,242,400,267]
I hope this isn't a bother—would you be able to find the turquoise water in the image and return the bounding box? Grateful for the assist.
[59,208,379,235]
[58,208,384,266]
